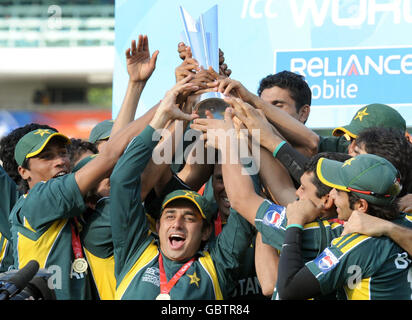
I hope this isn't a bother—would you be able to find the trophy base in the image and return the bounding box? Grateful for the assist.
[194,92,229,119]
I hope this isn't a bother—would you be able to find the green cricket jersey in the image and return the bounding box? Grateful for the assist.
[9,173,95,300]
[0,166,20,272]
[80,196,115,300]
[255,199,343,261]
[306,232,412,300]
[110,125,255,300]
[255,199,412,300]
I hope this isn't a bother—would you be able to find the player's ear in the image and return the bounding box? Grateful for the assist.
[156,220,160,234]
[355,198,368,213]
[298,104,310,123]
[322,194,334,210]
[18,165,31,181]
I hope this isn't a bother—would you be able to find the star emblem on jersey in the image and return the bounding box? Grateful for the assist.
[187,272,200,287]
[353,107,369,121]
[33,129,51,137]
[342,158,355,167]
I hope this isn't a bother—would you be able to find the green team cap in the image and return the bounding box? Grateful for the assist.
[316,153,402,206]
[161,190,214,222]
[332,103,406,140]
[14,128,71,166]
[72,154,97,172]
[89,119,114,144]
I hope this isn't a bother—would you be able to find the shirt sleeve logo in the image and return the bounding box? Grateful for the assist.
[263,204,286,229]
[314,248,339,273]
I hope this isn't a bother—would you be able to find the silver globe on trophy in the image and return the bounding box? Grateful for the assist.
[179,5,229,119]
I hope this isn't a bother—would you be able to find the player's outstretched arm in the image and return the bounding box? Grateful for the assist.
[191,105,264,226]
[111,35,159,138]
[342,210,412,256]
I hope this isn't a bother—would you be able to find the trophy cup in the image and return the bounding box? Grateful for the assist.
[179,5,229,119]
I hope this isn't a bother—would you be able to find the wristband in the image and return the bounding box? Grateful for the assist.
[272,141,287,158]
[286,223,303,230]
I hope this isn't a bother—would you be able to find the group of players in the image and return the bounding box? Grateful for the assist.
[0,34,411,300]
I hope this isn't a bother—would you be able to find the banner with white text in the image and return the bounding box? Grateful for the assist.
[113,0,412,129]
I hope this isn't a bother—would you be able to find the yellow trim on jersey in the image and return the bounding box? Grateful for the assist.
[303,221,319,229]
[405,213,412,221]
[84,248,116,300]
[199,251,223,300]
[339,234,370,254]
[316,158,350,192]
[303,220,342,230]
[0,235,8,263]
[344,277,371,300]
[115,240,159,300]
[17,218,68,268]
[331,232,358,248]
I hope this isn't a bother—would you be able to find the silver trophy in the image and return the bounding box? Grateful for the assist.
[179,5,228,119]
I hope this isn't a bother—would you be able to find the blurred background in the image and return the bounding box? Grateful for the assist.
[0,0,114,139]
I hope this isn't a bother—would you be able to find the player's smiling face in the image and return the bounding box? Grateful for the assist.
[157,200,210,262]
[296,172,322,205]
[329,188,352,221]
[20,139,70,189]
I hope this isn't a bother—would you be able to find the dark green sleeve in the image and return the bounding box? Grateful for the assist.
[254,199,287,251]
[0,166,21,240]
[305,234,387,295]
[19,173,85,230]
[81,197,113,258]
[209,208,256,298]
[109,125,159,278]
[210,168,261,298]
[318,135,350,153]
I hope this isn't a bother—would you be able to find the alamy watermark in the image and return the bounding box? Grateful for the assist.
[47,5,62,29]
[151,124,261,175]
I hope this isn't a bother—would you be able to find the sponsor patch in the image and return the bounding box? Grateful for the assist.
[262,204,286,229]
[314,248,339,273]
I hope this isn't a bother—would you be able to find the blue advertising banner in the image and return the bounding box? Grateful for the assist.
[113,0,412,129]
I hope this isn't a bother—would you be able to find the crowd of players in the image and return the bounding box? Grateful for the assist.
[0,35,411,300]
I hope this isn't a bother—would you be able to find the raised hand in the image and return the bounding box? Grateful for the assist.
[209,78,254,102]
[286,199,323,226]
[125,34,159,83]
[150,75,200,130]
[219,49,232,77]
[190,107,236,151]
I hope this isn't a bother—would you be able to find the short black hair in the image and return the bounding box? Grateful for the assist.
[355,127,412,196]
[348,192,399,220]
[304,152,351,198]
[257,71,312,112]
[67,138,98,169]
[0,123,57,193]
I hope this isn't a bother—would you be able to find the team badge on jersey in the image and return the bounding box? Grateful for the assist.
[314,248,339,273]
[263,204,286,229]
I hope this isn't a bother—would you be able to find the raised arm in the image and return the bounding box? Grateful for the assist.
[111,35,159,137]
[211,77,319,157]
[342,210,412,256]
[255,232,279,297]
[75,76,199,197]
[230,99,297,206]
[191,104,264,226]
